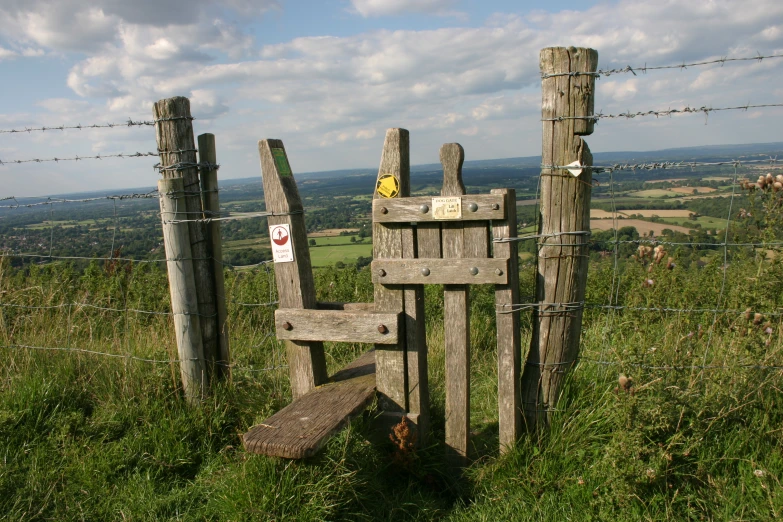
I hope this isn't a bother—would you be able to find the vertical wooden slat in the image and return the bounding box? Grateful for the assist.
[440,143,471,466]
[521,46,597,432]
[154,97,219,381]
[198,133,230,379]
[492,188,521,451]
[158,177,205,403]
[259,139,328,399]
[373,129,409,415]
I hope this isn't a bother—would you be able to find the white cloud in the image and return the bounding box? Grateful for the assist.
[350,0,460,17]
[0,47,16,60]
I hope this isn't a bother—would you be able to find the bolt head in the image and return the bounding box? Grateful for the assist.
[378,269,387,277]
[420,204,429,214]
[470,267,479,276]
[282,321,293,331]
[377,324,388,334]
[468,202,478,212]
[495,268,503,276]
[491,203,500,210]
[421,267,431,276]
[380,207,388,214]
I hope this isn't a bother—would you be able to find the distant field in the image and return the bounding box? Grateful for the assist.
[310,240,371,266]
[659,216,728,228]
[309,228,358,237]
[591,218,691,235]
[627,189,679,198]
[591,209,692,219]
[644,178,686,184]
[670,186,717,194]
[703,176,730,181]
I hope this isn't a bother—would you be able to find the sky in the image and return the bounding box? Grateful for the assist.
[0,0,781,196]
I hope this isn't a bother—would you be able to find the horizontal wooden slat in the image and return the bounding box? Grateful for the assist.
[371,258,509,285]
[316,301,376,312]
[275,308,400,344]
[243,351,376,459]
[372,194,506,223]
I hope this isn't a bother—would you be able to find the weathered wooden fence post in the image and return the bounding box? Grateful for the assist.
[440,143,471,466]
[521,46,597,431]
[158,177,205,402]
[198,133,230,378]
[259,139,328,398]
[492,187,521,451]
[154,97,220,385]
[197,134,230,378]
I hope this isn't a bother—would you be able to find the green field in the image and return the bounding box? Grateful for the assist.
[309,235,371,266]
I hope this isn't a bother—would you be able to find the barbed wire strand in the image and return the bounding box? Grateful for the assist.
[0,152,158,166]
[542,103,783,123]
[540,53,783,79]
[0,116,193,135]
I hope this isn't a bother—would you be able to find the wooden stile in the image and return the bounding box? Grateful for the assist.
[258,139,328,399]
[158,177,206,403]
[373,195,505,223]
[373,129,411,416]
[521,46,597,432]
[440,143,471,466]
[154,97,219,383]
[274,309,401,344]
[197,133,230,379]
[371,258,508,285]
[492,188,522,451]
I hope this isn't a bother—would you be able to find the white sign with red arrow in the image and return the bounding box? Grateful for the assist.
[269,224,294,263]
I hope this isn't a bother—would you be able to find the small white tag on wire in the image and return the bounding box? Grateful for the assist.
[566,161,583,177]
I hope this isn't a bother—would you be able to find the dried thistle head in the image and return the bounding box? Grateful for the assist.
[754,313,764,326]
[745,307,753,321]
[618,374,633,392]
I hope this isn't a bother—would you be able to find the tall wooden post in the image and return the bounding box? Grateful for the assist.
[373,129,410,418]
[154,97,219,383]
[198,133,230,379]
[259,139,328,398]
[492,188,521,451]
[158,177,205,403]
[440,144,471,466]
[521,46,597,432]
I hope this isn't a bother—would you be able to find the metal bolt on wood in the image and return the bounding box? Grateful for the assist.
[420,204,429,213]
[470,267,479,275]
[380,207,388,214]
[468,203,478,212]
[283,321,293,331]
[378,269,387,277]
[378,324,389,334]
[421,267,431,276]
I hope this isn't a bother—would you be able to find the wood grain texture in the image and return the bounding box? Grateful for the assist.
[158,177,205,403]
[243,351,376,459]
[259,139,328,399]
[440,143,471,466]
[154,98,219,383]
[402,222,429,442]
[373,129,409,414]
[373,195,505,223]
[492,188,522,451]
[316,302,376,312]
[197,133,230,380]
[371,258,508,285]
[521,47,597,432]
[275,309,400,344]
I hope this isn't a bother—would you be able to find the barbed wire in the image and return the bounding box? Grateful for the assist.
[541,53,783,79]
[542,103,783,123]
[542,157,779,173]
[0,116,193,135]
[0,152,158,166]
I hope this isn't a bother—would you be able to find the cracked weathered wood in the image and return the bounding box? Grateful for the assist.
[259,139,328,399]
[371,258,508,285]
[521,46,597,432]
[373,129,410,417]
[440,143,471,467]
[158,177,205,403]
[492,188,522,451]
[154,97,219,384]
[373,195,505,223]
[243,351,376,459]
[198,133,230,379]
[274,309,401,344]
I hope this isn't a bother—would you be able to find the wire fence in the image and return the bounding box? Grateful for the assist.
[0,116,287,382]
[2,49,783,394]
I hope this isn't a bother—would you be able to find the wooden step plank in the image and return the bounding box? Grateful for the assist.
[243,351,376,459]
[275,309,400,344]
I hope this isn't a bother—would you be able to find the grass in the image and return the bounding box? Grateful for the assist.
[3,241,783,519]
[309,235,372,267]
